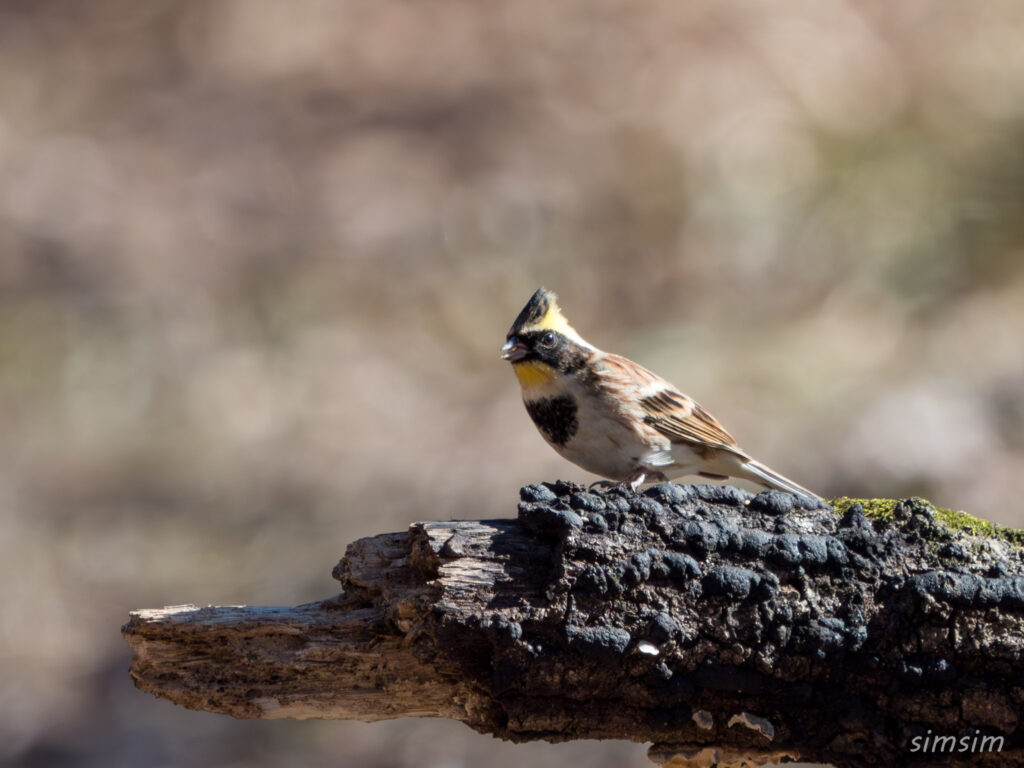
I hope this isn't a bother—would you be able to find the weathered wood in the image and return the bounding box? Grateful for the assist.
[123,482,1024,767]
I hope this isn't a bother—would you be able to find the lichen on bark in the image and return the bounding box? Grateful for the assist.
[831,496,1024,548]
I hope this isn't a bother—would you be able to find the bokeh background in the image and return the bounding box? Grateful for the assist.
[3,2,1024,767]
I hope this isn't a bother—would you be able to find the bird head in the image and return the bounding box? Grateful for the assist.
[500,288,592,386]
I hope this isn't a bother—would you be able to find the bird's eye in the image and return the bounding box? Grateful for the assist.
[540,331,557,347]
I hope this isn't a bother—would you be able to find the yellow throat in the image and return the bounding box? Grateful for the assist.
[513,360,558,390]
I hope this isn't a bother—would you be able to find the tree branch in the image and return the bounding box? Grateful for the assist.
[123,482,1024,767]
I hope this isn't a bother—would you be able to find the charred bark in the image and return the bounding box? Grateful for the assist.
[123,482,1024,767]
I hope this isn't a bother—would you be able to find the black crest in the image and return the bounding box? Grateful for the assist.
[507,288,554,337]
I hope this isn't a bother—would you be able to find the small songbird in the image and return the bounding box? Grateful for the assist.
[500,288,819,500]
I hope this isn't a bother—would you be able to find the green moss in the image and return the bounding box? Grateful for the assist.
[830,496,1024,549]
[830,497,902,523]
[931,507,1024,548]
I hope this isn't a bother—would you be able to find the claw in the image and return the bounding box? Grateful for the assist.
[627,469,669,493]
[590,469,668,495]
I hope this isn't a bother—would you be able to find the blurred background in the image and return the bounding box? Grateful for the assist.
[2,1,1023,766]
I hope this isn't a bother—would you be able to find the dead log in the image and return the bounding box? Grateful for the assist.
[123,482,1024,767]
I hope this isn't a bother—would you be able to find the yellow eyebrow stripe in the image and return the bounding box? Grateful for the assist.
[520,302,587,346]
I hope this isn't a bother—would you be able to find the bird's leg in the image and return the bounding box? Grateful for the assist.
[590,469,666,494]
[627,469,669,493]
[627,470,647,493]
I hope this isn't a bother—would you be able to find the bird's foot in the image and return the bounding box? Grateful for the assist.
[627,472,646,493]
[590,469,669,495]
[628,469,668,493]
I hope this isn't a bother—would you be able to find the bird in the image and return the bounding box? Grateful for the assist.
[500,287,819,500]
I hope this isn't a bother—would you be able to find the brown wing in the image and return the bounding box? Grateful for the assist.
[592,353,668,393]
[639,388,740,451]
[591,353,743,454]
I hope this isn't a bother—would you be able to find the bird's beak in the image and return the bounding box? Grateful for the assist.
[500,338,529,362]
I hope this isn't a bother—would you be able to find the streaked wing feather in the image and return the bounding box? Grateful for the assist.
[640,390,741,451]
[593,354,741,453]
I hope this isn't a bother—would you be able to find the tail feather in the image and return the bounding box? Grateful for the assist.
[739,459,820,502]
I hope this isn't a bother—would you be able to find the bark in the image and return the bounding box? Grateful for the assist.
[123,482,1024,768]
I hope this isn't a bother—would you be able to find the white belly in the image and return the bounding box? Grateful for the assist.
[546,392,669,481]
